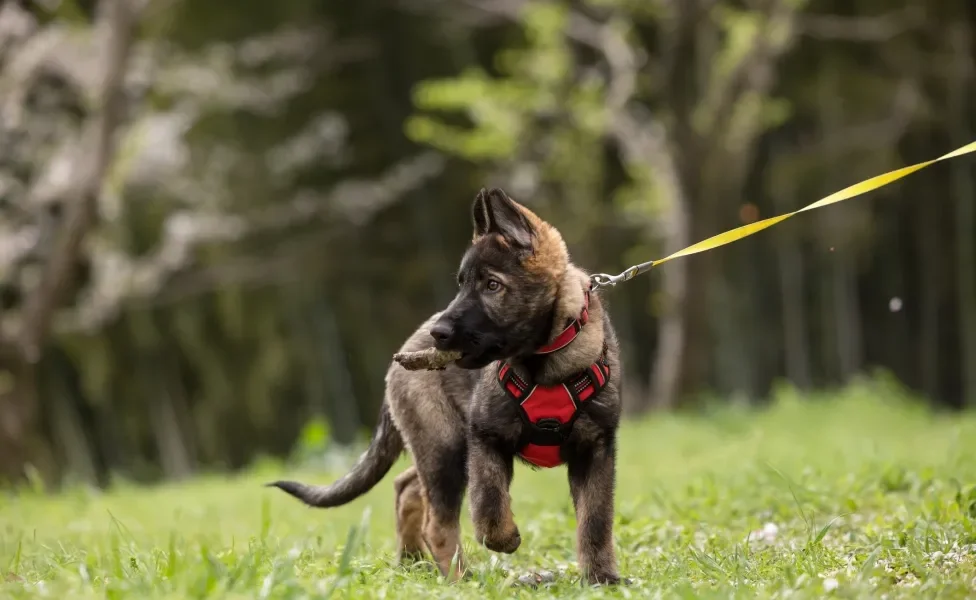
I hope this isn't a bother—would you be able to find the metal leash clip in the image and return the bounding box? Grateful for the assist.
[589,265,643,291]
[589,273,621,291]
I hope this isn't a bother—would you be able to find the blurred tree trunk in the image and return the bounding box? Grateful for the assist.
[917,180,941,399]
[651,0,706,410]
[949,22,976,407]
[43,350,102,487]
[833,256,863,378]
[318,296,360,446]
[147,352,195,480]
[649,191,691,410]
[0,360,38,482]
[0,0,136,485]
[772,157,812,389]
[823,67,863,382]
[672,0,800,404]
[711,268,753,398]
[817,248,837,383]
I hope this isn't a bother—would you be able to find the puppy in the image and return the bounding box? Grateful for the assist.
[270,188,622,584]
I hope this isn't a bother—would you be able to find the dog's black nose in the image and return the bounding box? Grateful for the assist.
[430,321,454,347]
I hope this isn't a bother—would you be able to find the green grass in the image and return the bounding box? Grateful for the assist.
[4,378,976,599]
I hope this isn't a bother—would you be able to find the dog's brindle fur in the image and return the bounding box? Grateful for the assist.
[270,188,622,584]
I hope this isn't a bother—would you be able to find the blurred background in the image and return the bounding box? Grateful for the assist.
[0,0,973,489]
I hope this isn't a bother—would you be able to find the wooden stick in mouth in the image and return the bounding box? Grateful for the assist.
[393,348,462,371]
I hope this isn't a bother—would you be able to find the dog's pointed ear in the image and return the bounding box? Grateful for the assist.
[471,188,534,248]
[472,188,493,237]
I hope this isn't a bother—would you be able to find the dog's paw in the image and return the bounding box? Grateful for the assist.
[479,526,521,554]
[587,572,624,586]
[396,549,427,566]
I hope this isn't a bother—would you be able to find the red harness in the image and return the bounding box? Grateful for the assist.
[496,290,611,468]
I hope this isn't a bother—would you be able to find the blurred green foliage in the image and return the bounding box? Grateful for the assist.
[0,0,973,488]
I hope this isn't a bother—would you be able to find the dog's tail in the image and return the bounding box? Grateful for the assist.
[267,403,403,508]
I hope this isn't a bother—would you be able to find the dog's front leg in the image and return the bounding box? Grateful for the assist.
[568,436,619,585]
[468,431,521,554]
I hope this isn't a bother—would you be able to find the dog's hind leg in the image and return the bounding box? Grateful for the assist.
[568,436,620,585]
[388,374,469,580]
[393,465,427,564]
[414,439,468,581]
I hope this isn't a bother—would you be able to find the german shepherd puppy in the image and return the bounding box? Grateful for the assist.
[270,188,622,585]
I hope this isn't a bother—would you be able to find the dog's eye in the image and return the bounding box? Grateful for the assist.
[485,279,501,292]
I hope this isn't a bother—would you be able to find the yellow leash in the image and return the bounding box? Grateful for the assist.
[590,140,976,289]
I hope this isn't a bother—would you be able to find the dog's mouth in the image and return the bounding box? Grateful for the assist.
[455,352,486,369]
[454,343,506,369]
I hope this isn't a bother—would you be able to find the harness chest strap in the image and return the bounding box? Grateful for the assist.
[496,287,609,468]
[497,355,610,468]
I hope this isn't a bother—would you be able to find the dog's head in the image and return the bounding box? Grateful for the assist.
[431,188,570,369]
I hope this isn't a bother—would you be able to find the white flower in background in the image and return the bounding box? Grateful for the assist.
[747,522,779,544]
[823,577,839,592]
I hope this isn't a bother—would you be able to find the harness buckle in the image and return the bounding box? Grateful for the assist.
[528,418,568,446]
[536,418,562,431]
